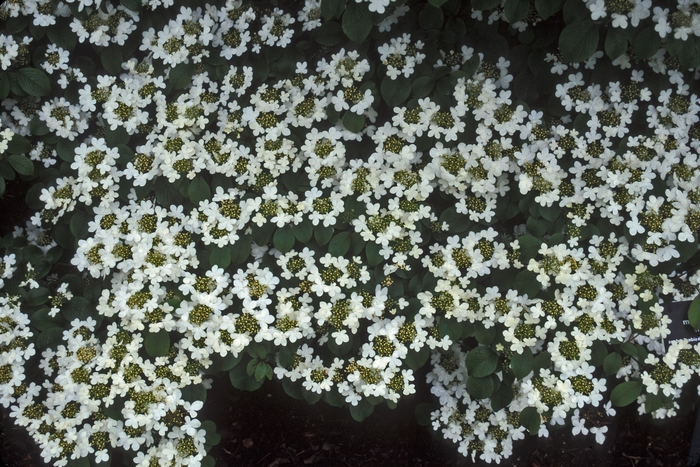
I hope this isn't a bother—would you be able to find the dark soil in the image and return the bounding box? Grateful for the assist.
[4,376,696,467]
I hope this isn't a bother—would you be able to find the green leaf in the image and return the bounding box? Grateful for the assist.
[144,330,170,358]
[519,407,541,435]
[535,0,565,19]
[200,457,215,467]
[465,346,499,377]
[47,24,77,51]
[254,362,269,381]
[188,177,211,204]
[56,138,78,162]
[526,216,546,237]
[411,76,434,99]
[7,155,33,176]
[439,206,471,233]
[471,0,500,9]
[559,20,599,63]
[381,76,411,109]
[7,134,31,155]
[16,68,50,96]
[603,352,622,376]
[229,364,264,391]
[644,392,663,414]
[515,270,540,298]
[302,387,323,404]
[313,21,344,47]
[632,27,661,60]
[365,242,383,267]
[466,375,495,399]
[231,235,251,264]
[292,219,313,243]
[406,347,430,370]
[428,0,449,6]
[314,225,333,246]
[491,383,514,411]
[610,380,642,407]
[504,0,529,23]
[209,247,231,269]
[169,62,196,90]
[419,4,444,30]
[438,317,462,341]
[328,333,353,357]
[415,402,434,426]
[349,399,374,422]
[688,294,700,330]
[273,225,295,253]
[100,46,123,75]
[324,390,345,407]
[342,111,365,133]
[510,347,534,379]
[70,211,90,240]
[620,342,637,357]
[328,231,351,257]
[342,2,373,43]
[120,0,142,12]
[181,383,207,403]
[321,0,346,19]
[282,378,303,400]
[517,235,543,262]
[605,28,628,60]
[0,73,9,100]
[37,327,63,349]
[155,178,184,207]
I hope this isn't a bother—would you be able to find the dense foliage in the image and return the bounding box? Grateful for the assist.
[1,0,700,465]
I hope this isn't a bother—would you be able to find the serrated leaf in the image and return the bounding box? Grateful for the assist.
[273,225,295,253]
[419,4,444,30]
[181,383,207,403]
[466,375,495,399]
[535,0,565,20]
[169,62,196,90]
[510,347,534,379]
[559,20,599,63]
[292,219,313,243]
[644,392,663,414]
[411,76,434,99]
[229,364,264,391]
[515,270,540,298]
[519,407,541,435]
[526,216,546,237]
[321,0,346,19]
[144,330,170,358]
[342,2,373,43]
[7,134,31,155]
[365,241,383,267]
[688,295,700,330]
[209,247,231,269]
[47,24,77,51]
[69,211,90,240]
[349,399,374,422]
[328,231,351,257]
[406,347,429,370]
[605,28,628,60]
[188,177,210,204]
[381,76,411,109]
[8,155,33,176]
[37,327,63,349]
[465,346,499,377]
[610,380,642,407]
[603,352,622,376]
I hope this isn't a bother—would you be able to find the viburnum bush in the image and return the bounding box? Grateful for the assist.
[1,0,700,465]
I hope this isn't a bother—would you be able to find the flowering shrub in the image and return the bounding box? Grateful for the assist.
[1,0,700,465]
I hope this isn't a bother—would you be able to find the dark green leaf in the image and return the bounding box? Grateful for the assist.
[201,457,215,467]
[491,383,514,411]
[47,24,77,51]
[526,216,546,237]
[419,4,444,30]
[144,330,170,358]
[406,347,430,370]
[510,347,534,379]
[519,406,540,435]
[342,111,365,133]
[517,235,543,262]
[559,20,599,63]
[465,346,499,377]
[70,211,90,240]
[273,225,295,253]
[321,0,346,19]
[415,402,435,426]
[349,399,374,422]
[29,115,49,136]
[535,0,565,20]
[411,76,434,99]
[16,68,50,96]
[471,0,500,9]
[229,364,264,391]
[605,28,628,60]
[292,219,313,243]
[439,206,470,233]
[504,0,529,23]
[169,62,196,90]
[188,177,211,204]
[603,352,622,376]
[466,375,495,399]
[209,247,231,269]
[120,0,142,12]
[644,392,663,413]
[328,231,351,257]
[37,327,64,349]
[515,270,540,298]
[8,155,33,175]
[365,242,383,267]
[7,134,31,155]
[632,27,661,60]
[342,2,373,43]
[381,76,411,109]
[610,380,642,407]
[100,46,123,75]
[314,225,333,246]
[428,0,449,6]
[688,294,700,331]
[313,21,344,47]
[181,383,207,403]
